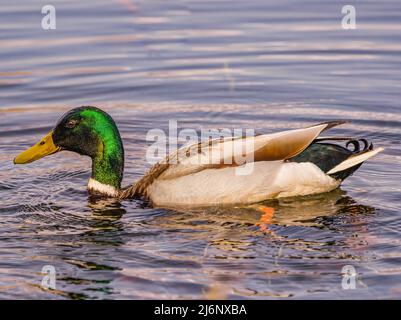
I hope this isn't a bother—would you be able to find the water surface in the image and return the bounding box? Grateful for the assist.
[0,0,401,299]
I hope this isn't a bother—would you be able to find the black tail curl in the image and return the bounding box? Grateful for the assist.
[314,137,373,154]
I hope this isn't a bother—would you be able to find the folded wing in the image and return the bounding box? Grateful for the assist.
[158,120,347,179]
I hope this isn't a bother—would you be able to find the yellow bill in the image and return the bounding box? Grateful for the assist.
[14,131,60,164]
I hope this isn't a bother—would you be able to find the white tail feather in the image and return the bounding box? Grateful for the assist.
[327,147,384,175]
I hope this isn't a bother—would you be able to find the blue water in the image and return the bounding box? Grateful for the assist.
[0,0,400,299]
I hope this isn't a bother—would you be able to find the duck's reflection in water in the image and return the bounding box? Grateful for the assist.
[81,195,127,247]
[258,188,375,227]
[150,188,377,298]
[153,188,375,233]
[33,197,128,299]
[87,195,126,223]
[57,190,376,299]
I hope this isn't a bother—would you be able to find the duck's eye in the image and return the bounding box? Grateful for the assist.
[65,119,79,129]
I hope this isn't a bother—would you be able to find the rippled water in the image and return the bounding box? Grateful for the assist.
[1,0,401,299]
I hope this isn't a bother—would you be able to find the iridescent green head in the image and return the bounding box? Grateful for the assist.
[14,106,124,192]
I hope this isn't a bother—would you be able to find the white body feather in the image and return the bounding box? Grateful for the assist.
[147,161,340,206]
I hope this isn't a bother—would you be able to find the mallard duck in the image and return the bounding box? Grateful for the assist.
[14,106,383,207]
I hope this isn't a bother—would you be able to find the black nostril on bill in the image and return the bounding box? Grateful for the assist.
[39,141,45,145]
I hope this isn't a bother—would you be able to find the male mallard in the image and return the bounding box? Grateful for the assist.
[14,106,383,207]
